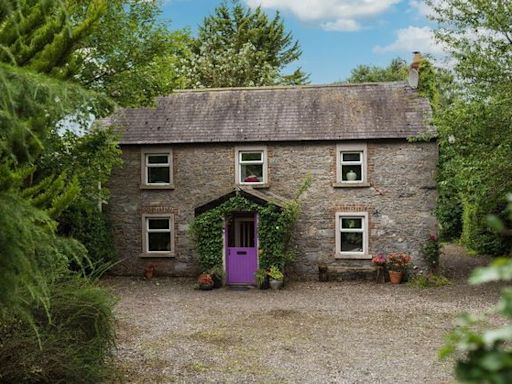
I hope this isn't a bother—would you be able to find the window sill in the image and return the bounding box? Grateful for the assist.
[238,183,269,189]
[140,253,175,258]
[335,253,372,260]
[141,184,176,190]
[332,182,370,188]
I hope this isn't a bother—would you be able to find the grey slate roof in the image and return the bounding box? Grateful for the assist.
[108,82,433,145]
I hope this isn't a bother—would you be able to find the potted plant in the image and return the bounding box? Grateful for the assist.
[197,273,214,290]
[371,254,386,284]
[386,252,411,284]
[209,266,224,289]
[268,265,284,290]
[255,268,270,289]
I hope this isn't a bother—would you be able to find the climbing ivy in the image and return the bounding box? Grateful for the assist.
[190,178,310,272]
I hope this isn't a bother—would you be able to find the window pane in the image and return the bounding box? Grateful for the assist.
[241,164,263,182]
[341,232,363,252]
[148,166,170,183]
[147,154,169,164]
[341,218,363,229]
[148,232,171,251]
[241,152,262,162]
[342,152,361,162]
[341,164,362,181]
[148,218,169,230]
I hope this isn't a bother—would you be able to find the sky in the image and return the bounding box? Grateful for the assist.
[161,0,444,84]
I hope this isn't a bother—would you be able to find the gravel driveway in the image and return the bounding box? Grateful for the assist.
[107,246,503,384]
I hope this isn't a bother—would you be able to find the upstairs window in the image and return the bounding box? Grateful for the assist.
[141,148,173,188]
[336,143,368,185]
[235,147,268,185]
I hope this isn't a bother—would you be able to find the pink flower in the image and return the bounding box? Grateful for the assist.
[430,234,438,241]
[372,254,386,266]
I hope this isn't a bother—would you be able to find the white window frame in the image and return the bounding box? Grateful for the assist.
[141,147,173,189]
[235,146,268,186]
[335,212,370,259]
[336,143,368,185]
[141,214,175,257]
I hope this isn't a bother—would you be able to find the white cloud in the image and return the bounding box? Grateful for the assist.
[373,26,445,56]
[408,0,433,17]
[246,0,400,32]
[321,19,361,32]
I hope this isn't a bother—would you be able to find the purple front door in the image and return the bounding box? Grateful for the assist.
[226,213,258,285]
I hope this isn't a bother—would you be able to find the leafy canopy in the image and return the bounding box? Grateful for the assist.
[181,0,308,88]
[345,58,408,83]
[427,0,512,253]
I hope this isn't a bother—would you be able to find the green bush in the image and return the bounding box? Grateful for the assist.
[408,274,450,288]
[422,235,441,273]
[58,203,117,266]
[462,198,512,256]
[0,277,117,384]
[436,185,463,241]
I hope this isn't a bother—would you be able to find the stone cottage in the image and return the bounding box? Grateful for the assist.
[106,82,437,282]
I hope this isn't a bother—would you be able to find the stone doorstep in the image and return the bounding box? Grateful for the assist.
[328,266,377,282]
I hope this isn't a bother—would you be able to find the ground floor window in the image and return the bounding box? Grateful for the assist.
[142,214,174,256]
[335,212,369,259]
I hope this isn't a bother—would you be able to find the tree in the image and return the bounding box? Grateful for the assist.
[73,0,192,107]
[345,58,408,83]
[1,3,117,380]
[426,0,512,253]
[181,1,308,88]
[440,195,512,382]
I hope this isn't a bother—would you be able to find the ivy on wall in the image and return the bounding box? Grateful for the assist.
[190,178,311,272]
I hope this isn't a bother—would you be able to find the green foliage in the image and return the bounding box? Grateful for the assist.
[36,128,122,265]
[461,198,511,256]
[0,0,107,78]
[74,0,192,106]
[440,196,512,382]
[0,276,117,383]
[345,57,408,83]
[422,235,441,273]
[427,0,512,98]
[268,265,284,281]
[255,268,268,286]
[0,2,118,382]
[180,0,308,88]
[190,178,309,272]
[427,0,512,254]
[408,274,450,289]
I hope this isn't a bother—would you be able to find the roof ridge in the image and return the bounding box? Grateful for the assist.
[169,81,408,94]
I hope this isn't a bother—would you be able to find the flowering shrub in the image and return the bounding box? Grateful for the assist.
[371,254,386,266]
[197,273,213,285]
[386,252,412,272]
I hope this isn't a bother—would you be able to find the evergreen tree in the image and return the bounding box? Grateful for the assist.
[181,1,308,88]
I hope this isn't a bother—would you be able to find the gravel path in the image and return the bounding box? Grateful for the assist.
[106,245,503,384]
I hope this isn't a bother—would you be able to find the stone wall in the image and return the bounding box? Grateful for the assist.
[108,140,438,278]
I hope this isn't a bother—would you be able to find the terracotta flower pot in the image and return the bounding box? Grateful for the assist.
[389,271,403,285]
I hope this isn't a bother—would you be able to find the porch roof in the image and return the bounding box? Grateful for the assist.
[194,186,290,216]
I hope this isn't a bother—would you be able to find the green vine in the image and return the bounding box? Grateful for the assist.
[189,177,311,272]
